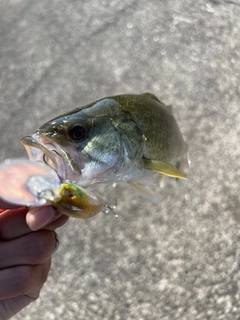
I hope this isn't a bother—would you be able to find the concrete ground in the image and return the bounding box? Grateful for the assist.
[1,0,240,319]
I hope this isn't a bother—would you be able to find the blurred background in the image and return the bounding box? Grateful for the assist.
[1,0,240,319]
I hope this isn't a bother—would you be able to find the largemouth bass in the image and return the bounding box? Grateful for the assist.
[21,93,187,202]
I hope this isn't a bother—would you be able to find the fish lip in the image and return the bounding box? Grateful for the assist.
[21,134,81,182]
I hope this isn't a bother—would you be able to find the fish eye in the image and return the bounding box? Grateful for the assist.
[68,124,88,141]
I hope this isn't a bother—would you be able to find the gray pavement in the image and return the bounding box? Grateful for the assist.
[1,0,240,319]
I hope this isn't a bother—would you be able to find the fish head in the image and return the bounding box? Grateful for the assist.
[21,112,86,184]
[21,101,133,186]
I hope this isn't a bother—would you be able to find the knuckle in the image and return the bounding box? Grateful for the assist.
[39,260,51,288]
[11,266,35,294]
[11,262,51,295]
[29,231,55,263]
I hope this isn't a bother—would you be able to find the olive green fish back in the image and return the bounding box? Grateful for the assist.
[111,93,186,163]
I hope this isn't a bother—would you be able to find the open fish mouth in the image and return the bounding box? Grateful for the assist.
[21,134,82,183]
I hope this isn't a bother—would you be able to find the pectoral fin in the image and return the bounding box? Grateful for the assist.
[128,181,159,203]
[143,159,187,180]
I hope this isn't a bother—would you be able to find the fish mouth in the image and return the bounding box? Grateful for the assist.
[21,134,82,183]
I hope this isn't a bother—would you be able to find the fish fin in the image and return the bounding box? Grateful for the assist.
[142,92,160,102]
[143,159,187,180]
[143,93,173,111]
[128,181,159,203]
[159,175,165,188]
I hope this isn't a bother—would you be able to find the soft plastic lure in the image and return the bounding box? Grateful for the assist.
[0,159,107,218]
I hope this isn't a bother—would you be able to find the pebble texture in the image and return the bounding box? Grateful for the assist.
[1,1,240,319]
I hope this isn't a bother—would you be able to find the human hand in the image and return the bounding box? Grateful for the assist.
[0,205,68,320]
[0,198,67,231]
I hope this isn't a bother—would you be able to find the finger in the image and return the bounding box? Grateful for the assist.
[43,214,69,230]
[26,206,62,231]
[0,207,30,240]
[0,230,56,269]
[0,260,51,300]
[0,198,19,210]
[0,207,68,240]
[0,292,39,320]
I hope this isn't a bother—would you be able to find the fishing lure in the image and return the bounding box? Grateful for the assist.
[0,159,108,218]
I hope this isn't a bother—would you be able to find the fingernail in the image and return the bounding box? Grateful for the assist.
[52,231,60,257]
[27,206,56,231]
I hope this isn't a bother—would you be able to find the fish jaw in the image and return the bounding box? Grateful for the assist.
[21,134,137,188]
[21,134,82,183]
